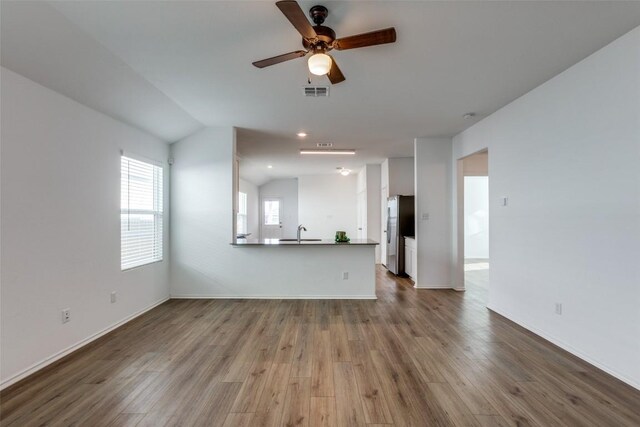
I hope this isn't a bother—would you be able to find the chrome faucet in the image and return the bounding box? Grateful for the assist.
[297,224,307,243]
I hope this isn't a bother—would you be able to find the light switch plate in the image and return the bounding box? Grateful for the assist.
[555,303,562,315]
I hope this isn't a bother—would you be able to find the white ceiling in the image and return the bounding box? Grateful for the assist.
[2,1,640,185]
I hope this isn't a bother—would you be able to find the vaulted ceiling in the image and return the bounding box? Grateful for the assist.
[2,1,640,185]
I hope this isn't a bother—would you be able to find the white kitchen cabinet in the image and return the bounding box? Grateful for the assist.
[404,237,417,279]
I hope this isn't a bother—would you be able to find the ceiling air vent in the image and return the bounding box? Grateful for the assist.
[317,143,333,148]
[303,86,329,97]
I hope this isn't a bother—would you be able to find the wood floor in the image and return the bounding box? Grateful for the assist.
[2,267,639,426]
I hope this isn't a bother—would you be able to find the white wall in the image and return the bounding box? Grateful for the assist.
[170,127,376,299]
[259,178,298,239]
[452,26,640,388]
[414,138,454,289]
[239,178,259,238]
[464,177,489,259]
[387,157,415,196]
[0,68,170,388]
[298,175,358,240]
[357,167,367,194]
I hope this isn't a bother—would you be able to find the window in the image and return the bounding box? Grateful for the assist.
[263,199,280,225]
[121,155,163,270]
[237,192,248,235]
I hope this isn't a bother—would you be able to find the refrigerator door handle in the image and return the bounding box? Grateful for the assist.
[386,207,391,244]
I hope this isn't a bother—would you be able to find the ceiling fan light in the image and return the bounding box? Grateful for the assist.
[308,53,332,76]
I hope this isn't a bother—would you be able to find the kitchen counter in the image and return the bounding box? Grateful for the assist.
[229,238,378,298]
[232,239,378,246]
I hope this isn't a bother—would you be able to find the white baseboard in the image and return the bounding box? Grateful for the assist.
[413,284,453,289]
[170,295,377,300]
[0,297,170,391]
[487,303,640,391]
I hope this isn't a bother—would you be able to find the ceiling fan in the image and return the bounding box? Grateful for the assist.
[252,0,397,84]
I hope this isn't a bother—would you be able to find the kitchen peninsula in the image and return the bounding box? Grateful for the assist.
[230,239,378,299]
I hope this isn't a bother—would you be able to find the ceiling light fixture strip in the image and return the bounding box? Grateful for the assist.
[300,149,356,155]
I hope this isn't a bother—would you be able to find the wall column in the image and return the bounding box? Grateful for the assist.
[414,137,454,289]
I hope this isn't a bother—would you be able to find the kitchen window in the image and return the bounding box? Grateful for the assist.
[121,155,163,270]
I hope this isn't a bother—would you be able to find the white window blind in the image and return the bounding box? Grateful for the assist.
[121,155,163,270]
[237,192,248,234]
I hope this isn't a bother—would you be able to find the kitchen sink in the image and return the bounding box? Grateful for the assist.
[277,238,322,242]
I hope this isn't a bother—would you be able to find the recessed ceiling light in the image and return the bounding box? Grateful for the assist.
[300,149,356,155]
[338,168,351,176]
[463,112,476,119]
[267,165,273,169]
[297,132,308,137]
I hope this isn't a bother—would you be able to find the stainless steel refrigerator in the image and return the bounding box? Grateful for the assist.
[385,195,415,275]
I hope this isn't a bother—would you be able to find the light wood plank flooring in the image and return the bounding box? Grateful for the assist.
[2,266,639,426]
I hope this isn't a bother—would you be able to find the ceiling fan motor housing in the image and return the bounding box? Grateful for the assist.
[303,5,335,51]
[303,25,336,50]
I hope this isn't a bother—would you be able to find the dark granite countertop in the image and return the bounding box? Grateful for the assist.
[232,239,378,246]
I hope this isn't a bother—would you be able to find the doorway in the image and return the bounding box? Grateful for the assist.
[356,189,367,240]
[464,175,489,291]
[261,197,283,239]
[457,150,489,297]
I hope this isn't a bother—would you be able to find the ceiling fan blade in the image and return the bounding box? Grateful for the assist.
[327,56,345,84]
[333,27,396,50]
[252,50,307,68]
[276,0,317,41]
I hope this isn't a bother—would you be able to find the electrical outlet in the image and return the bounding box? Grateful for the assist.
[342,272,349,280]
[555,303,562,315]
[421,213,430,221]
[111,291,117,303]
[501,196,509,206]
[62,309,71,323]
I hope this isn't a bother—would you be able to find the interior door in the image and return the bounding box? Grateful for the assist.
[356,190,367,239]
[261,197,283,239]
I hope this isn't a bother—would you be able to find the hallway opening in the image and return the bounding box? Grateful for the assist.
[458,150,489,297]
